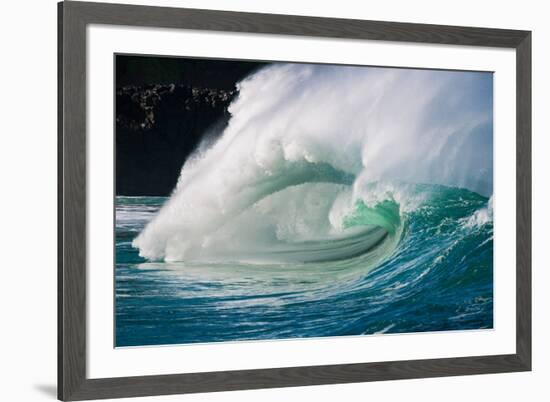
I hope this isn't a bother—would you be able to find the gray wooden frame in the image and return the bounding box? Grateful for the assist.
[58,1,532,400]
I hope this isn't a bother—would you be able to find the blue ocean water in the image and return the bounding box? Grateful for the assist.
[115,184,493,347]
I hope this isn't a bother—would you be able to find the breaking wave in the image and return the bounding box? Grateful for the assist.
[132,63,492,266]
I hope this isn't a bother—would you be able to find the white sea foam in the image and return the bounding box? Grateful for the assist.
[461,196,494,229]
[133,64,493,261]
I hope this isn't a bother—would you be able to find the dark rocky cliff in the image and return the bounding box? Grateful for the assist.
[116,84,237,196]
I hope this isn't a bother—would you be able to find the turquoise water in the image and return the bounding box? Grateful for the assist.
[115,184,493,347]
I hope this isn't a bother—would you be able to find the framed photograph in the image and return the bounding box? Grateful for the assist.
[58,1,531,400]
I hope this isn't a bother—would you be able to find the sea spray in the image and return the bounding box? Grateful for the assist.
[133,64,493,262]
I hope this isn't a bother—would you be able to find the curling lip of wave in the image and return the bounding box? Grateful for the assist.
[202,225,390,264]
[133,63,493,262]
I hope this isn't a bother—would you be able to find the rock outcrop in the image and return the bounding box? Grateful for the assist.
[116,84,237,196]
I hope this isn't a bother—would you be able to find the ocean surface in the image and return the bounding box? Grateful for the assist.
[115,184,493,347]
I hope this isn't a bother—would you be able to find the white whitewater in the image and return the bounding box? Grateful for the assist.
[133,63,493,262]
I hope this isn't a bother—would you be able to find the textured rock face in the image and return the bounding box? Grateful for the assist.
[116,84,237,196]
[116,84,235,131]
